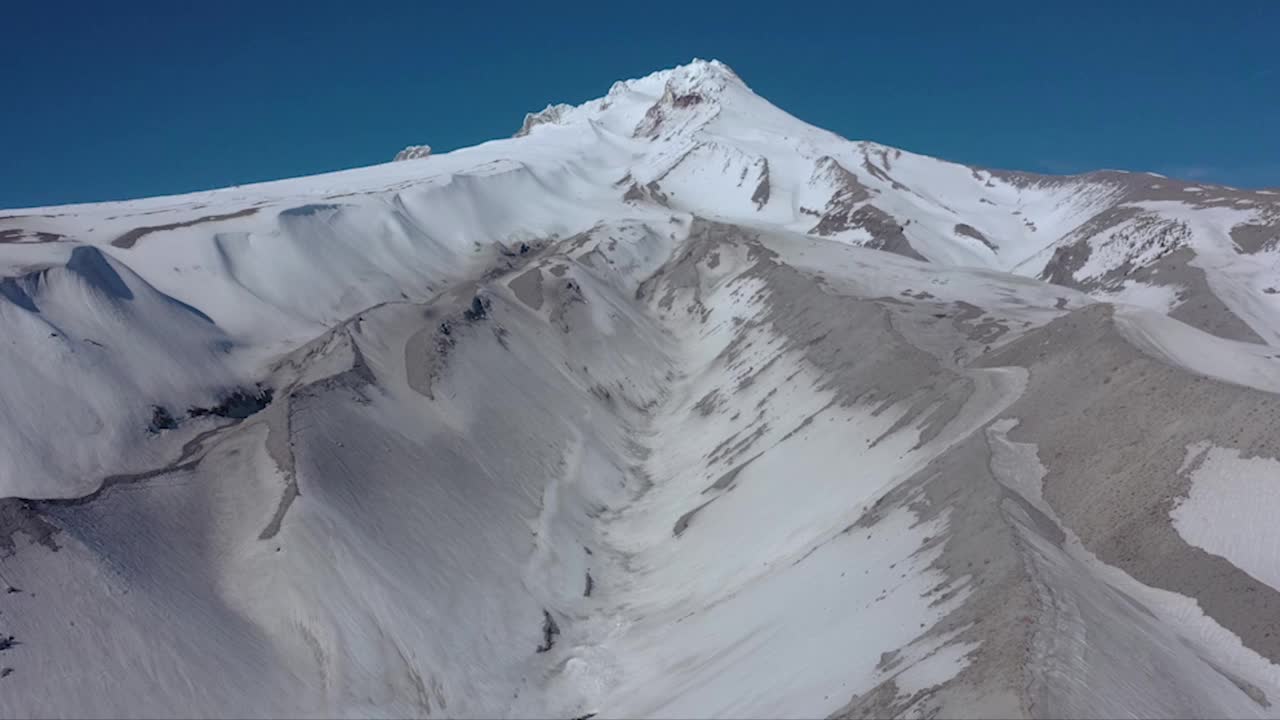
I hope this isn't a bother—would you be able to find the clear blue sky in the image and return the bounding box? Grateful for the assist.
[3,1,1277,208]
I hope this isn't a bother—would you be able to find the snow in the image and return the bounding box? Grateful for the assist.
[1173,442,1280,593]
[1113,304,1280,395]
[581,296,983,716]
[894,639,980,696]
[1102,279,1183,313]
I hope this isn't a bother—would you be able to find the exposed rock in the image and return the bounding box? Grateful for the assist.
[954,223,997,251]
[392,145,432,162]
[514,104,573,137]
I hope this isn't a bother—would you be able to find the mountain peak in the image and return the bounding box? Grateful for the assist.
[607,58,744,97]
[654,58,743,92]
[515,59,748,138]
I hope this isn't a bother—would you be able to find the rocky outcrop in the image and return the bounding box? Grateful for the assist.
[392,145,433,161]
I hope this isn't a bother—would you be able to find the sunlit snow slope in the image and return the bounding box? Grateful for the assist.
[2,60,1280,719]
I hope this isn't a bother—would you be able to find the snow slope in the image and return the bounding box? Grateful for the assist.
[2,59,1280,718]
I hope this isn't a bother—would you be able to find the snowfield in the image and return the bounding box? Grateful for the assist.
[2,59,1280,718]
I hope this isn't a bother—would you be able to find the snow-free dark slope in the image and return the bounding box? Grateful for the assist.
[2,60,1280,718]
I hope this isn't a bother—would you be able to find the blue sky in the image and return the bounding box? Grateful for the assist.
[2,1,1277,208]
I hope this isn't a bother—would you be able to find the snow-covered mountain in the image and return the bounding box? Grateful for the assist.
[2,59,1280,718]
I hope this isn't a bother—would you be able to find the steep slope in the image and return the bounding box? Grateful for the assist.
[1,60,1279,719]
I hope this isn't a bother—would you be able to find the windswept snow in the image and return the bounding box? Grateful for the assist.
[1,59,1280,719]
